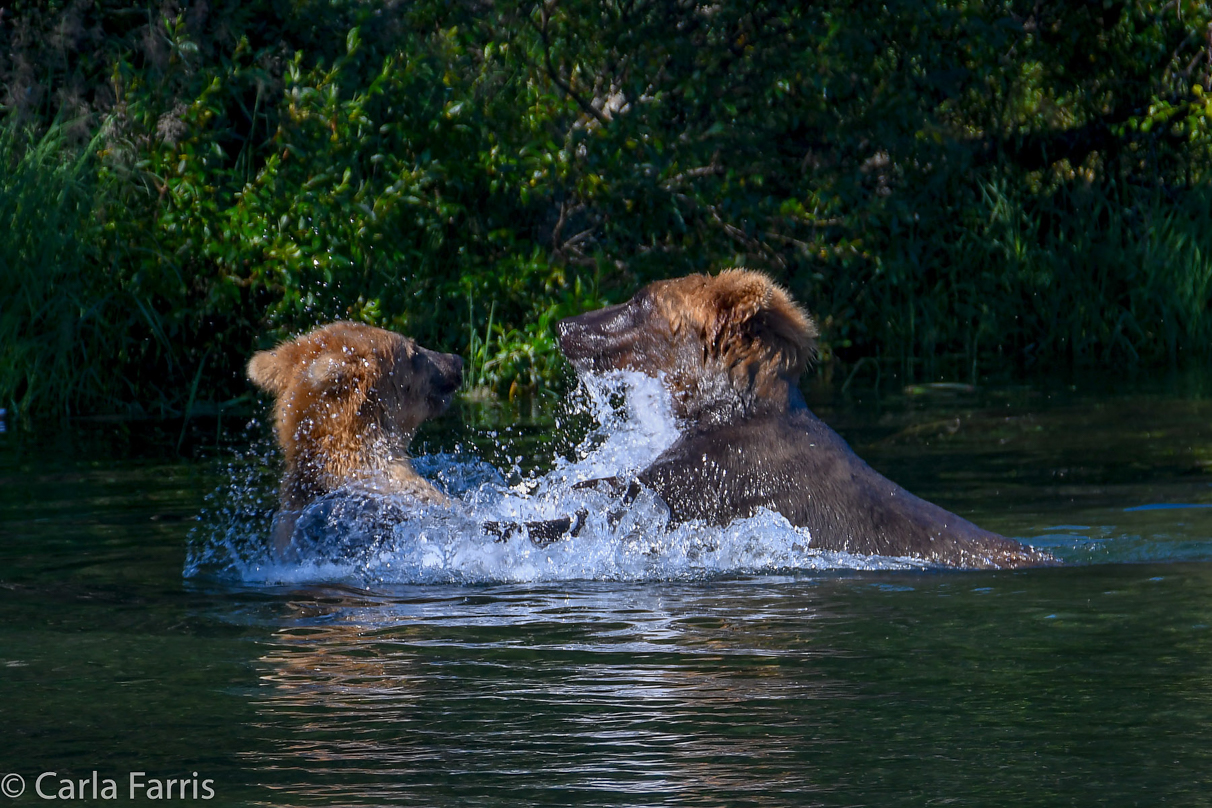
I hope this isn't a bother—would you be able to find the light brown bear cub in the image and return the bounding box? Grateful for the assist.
[556,270,1052,569]
[248,321,462,555]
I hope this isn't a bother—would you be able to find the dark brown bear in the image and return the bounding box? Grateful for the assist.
[556,270,1051,569]
[248,321,462,555]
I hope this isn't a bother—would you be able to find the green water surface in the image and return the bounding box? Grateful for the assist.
[2,376,1211,806]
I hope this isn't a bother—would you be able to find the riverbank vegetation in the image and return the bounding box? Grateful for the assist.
[3,1,1212,419]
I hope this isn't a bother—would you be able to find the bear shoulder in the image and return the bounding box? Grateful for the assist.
[639,410,1047,568]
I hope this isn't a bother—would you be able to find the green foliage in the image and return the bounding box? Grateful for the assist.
[4,0,1212,417]
[0,120,103,415]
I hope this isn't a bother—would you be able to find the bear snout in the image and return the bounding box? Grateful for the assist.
[428,350,463,395]
[554,315,584,357]
[555,315,594,367]
[556,303,634,368]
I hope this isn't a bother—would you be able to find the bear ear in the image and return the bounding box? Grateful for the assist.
[708,269,819,371]
[708,270,773,338]
[248,347,295,395]
[756,289,819,372]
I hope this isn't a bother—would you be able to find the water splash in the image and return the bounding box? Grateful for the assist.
[185,424,281,577]
[185,372,929,585]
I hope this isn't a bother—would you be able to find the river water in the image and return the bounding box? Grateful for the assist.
[2,372,1210,806]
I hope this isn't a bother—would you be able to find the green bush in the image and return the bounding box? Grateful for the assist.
[3,1,1212,418]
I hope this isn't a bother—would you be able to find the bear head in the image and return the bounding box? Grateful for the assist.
[556,270,817,423]
[247,321,462,509]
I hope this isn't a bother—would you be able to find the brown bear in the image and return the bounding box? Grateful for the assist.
[247,321,462,555]
[555,270,1052,569]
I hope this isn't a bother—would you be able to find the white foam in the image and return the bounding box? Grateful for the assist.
[186,372,928,585]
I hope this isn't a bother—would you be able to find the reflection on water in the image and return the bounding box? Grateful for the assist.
[3,371,1212,806]
[248,583,846,805]
[238,571,1212,806]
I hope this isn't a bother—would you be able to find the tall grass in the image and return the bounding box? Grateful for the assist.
[0,119,105,418]
[832,177,1212,384]
[978,179,1212,368]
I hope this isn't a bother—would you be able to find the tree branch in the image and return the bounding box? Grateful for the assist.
[530,2,609,126]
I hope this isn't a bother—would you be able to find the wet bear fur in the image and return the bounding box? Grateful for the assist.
[556,270,1051,569]
[247,321,462,555]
